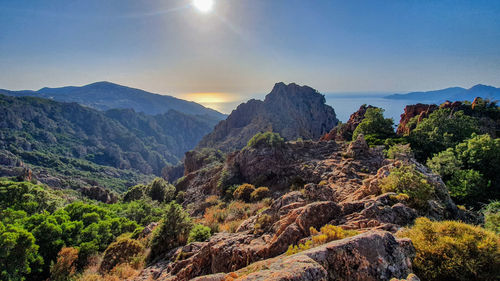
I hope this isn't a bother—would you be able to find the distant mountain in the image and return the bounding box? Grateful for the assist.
[0,81,226,120]
[385,84,500,102]
[0,94,219,191]
[197,82,338,152]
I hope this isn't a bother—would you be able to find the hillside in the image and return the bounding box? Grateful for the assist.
[197,82,338,152]
[0,81,226,120]
[385,84,500,102]
[0,94,219,191]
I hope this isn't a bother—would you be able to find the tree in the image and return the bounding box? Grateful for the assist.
[148,178,175,203]
[408,109,479,161]
[352,108,395,145]
[148,202,192,262]
[50,247,78,281]
[428,134,500,206]
[0,222,42,281]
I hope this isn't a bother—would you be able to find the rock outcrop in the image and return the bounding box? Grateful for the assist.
[396,104,438,135]
[197,83,338,152]
[321,104,375,141]
[234,231,415,281]
[137,135,476,281]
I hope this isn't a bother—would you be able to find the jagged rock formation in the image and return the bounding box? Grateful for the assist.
[396,104,438,135]
[137,136,474,281]
[197,83,338,152]
[321,105,376,141]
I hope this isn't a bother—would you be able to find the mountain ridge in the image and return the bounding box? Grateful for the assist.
[0,81,226,120]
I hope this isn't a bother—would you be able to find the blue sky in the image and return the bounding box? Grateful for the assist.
[1,0,500,102]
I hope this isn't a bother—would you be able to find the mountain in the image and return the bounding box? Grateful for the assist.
[0,94,219,191]
[385,84,500,102]
[196,82,339,152]
[0,81,226,120]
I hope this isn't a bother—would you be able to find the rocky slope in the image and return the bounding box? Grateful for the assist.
[137,135,474,281]
[196,83,338,152]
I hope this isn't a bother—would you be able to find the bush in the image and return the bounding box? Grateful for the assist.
[379,165,434,209]
[250,187,270,202]
[286,224,358,256]
[50,247,79,281]
[148,202,192,262]
[352,108,395,146]
[397,217,500,281]
[483,201,500,233]
[233,184,256,202]
[246,132,284,149]
[187,224,212,243]
[99,238,144,272]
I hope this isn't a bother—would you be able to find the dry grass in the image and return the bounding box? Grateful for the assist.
[203,200,269,233]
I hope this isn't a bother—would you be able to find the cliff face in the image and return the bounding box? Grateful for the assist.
[196,83,338,152]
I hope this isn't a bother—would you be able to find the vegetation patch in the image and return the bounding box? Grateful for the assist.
[397,217,500,281]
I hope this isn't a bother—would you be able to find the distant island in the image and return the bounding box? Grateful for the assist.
[385,84,500,102]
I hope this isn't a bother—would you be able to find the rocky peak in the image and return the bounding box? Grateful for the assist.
[196,83,338,152]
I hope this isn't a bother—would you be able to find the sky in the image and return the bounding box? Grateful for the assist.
[1,0,500,110]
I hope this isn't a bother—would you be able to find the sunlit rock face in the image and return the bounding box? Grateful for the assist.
[197,82,339,152]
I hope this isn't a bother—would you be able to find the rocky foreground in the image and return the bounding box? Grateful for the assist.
[135,135,474,281]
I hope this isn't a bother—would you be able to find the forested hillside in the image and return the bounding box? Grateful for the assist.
[0,94,219,191]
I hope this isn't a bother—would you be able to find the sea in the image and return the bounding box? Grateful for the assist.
[324,93,416,124]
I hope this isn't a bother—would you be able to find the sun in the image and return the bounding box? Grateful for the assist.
[192,0,214,13]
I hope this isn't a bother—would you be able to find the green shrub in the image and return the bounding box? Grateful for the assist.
[407,109,479,161]
[246,132,284,149]
[250,187,270,202]
[483,201,500,233]
[428,134,500,206]
[99,237,144,272]
[148,202,192,262]
[187,224,212,243]
[379,165,434,209]
[176,191,186,203]
[397,217,500,281]
[385,144,412,159]
[233,184,256,202]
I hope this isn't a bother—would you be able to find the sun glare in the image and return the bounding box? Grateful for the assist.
[192,0,214,13]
